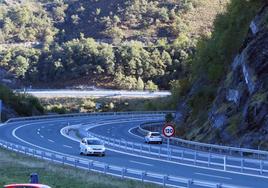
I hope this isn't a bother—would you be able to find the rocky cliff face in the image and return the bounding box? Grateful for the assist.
[208,5,268,149]
[175,4,268,149]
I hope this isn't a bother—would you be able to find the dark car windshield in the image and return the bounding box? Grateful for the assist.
[87,140,102,145]
[151,133,160,136]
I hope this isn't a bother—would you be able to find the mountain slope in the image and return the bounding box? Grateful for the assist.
[175,1,268,149]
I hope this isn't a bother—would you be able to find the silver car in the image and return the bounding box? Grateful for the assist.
[80,138,106,156]
[145,132,162,144]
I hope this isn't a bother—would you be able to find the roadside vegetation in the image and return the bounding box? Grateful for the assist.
[40,97,175,114]
[0,147,159,188]
[0,84,44,120]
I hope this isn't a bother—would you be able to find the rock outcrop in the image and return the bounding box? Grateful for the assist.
[175,4,268,149]
[208,5,268,148]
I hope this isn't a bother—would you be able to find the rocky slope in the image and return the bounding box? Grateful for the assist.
[208,5,268,149]
[176,4,268,149]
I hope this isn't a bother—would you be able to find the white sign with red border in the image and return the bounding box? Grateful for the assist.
[162,124,175,137]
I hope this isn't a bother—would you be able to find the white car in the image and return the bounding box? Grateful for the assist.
[145,132,162,144]
[80,138,106,156]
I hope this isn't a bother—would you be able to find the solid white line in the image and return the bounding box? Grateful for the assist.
[128,127,144,139]
[48,139,55,143]
[12,118,268,180]
[63,145,72,148]
[195,172,232,180]
[130,160,153,167]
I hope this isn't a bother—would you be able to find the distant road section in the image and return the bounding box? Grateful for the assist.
[16,89,171,98]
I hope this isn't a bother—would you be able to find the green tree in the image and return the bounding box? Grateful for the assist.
[13,55,29,78]
[145,80,158,91]
[136,77,144,90]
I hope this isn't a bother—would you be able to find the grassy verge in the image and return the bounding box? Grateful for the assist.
[0,147,159,188]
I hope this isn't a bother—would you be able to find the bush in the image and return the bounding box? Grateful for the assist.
[145,80,158,91]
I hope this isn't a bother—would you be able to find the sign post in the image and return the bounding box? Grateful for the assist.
[162,123,175,159]
[0,99,2,122]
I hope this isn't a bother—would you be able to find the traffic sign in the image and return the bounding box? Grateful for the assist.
[162,124,175,137]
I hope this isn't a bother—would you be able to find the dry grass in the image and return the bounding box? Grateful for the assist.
[0,148,159,188]
[183,0,230,37]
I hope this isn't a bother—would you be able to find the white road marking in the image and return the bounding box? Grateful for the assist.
[11,118,268,181]
[48,139,55,143]
[63,145,72,148]
[37,129,40,131]
[128,127,144,139]
[130,160,153,167]
[195,173,232,180]
[40,135,44,138]
[37,132,40,135]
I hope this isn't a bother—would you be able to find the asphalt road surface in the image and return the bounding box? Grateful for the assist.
[16,89,171,98]
[0,114,268,187]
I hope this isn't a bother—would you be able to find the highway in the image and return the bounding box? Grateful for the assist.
[0,113,268,187]
[16,89,171,98]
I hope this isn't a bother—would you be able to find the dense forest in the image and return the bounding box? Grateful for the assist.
[0,0,225,90]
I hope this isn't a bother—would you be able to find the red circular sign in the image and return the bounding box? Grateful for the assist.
[162,124,175,137]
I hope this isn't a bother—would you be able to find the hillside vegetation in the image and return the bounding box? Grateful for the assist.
[173,0,268,149]
[0,0,226,90]
[0,84,44,121]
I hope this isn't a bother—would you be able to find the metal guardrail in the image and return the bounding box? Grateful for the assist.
[139,122,268,160]
[5,111,175,123]
[88,132,268,177]
[0,139,246,188]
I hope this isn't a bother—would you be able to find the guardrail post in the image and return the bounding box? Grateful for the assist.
[181,150,184,161]
[241,158,244,172]
[104,165,109,174]
[75,159,79,168]
[194,151,197,165]
[62,156,66,165]
[51,154,54,162]
[223,155,226,171]
[121,168,126,178]
[88,161,94,171]
[163,176,168,187]
[187,179,193,188]
[141,172,146,182]
[208,153,211,167]
[260,160,263,175]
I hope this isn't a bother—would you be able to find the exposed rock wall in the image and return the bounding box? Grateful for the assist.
[209,5,268,148]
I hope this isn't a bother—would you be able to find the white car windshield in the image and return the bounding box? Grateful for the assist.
[87,140,102,145]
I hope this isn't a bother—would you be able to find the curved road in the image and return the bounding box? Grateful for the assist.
[0,114,268,188]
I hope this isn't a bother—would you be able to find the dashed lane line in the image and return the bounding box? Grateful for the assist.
[129,160,154,167]
[63,145,73,148]
[48,139,55,143]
